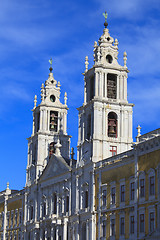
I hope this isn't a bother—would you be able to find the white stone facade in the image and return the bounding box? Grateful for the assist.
[2,19,160,240]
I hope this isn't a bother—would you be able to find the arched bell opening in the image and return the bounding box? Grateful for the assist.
[108,112,117,138]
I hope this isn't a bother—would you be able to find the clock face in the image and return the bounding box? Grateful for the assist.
[50,95,56,102]
[106,54,113,64]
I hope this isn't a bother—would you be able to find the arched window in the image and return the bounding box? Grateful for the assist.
[49,142,56,158]
[108,112,117,138]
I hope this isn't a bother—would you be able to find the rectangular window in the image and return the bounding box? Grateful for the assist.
[110,146,117,156]
[150,212,155,232]
[85,191,88,208]
[111,219,115,236]
[102,189,107,206]
[120,217,125,235]
[150,176,155,196]
[121,185,125,202]
[50,111,58,131]
[111,187,116,205]
[130,182,135,201]
[130,216,134,234]
[66,196,69,213]
[140,214,145,233]
[140,179,145,198]
[53,194,57,214]
[107,73,117,99]
[102,220,106,237]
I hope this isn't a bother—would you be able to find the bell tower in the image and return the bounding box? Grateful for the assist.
[77,14,134,165]
[26,61,71,186]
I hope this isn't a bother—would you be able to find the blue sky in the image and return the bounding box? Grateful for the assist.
[0,0,160,191]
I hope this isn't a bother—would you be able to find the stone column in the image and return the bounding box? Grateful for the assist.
[98,171,102,240]
[51,225,54,240]
[63,218,67,240]
[95,72,98,97]
[40,228,43,240]
[45,228,48,240]
[56,225,59,240]
[76,175,79,213]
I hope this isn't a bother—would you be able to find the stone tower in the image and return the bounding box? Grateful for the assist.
[77,19,134,165]
[26,64,71,186]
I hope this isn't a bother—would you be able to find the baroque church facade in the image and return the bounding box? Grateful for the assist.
[0,18,160,240]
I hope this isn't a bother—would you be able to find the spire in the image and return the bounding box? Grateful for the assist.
[6,182,9,190]
[123,51,127,67]
[34,95,37,109]
[41,83,45,102]
[85,56,89,72]
[70,147,75,160]
[64,92,67,105]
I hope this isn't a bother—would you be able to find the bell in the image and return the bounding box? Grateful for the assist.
[109,125,115,134]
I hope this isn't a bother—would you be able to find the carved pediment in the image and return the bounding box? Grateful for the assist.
[39,155,71,182]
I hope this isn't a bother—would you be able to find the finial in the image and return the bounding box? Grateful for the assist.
[49,58,53,73]
[64,92,67,105]
[41,83,45,102]
[34,95,37,109]
[85,56,89,72]
[114,39,119,48]
[94,41,97,48]
[71,147,75,160]
[123,51,127,67]
[57,81,61,88]
[136,125,141,142]
[103,11,108,28]
[55,138,62,156]
[6,182,9,190]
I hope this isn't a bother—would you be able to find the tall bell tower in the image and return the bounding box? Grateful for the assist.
[26,62,71,186]
[77,15,134,165]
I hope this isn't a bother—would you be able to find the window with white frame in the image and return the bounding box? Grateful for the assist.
[148,169,155,198]
[149,212,155,233]
[84,190,88,208]
[101,185,107,207]
[53,193,57,214]
[41,197,47,217]
[110,217,115,236]
[19,210,22,225]
[15,211,18,226]
[120,216,125,236]
[130,181,135,201]
[30,205,34,220]
[65,195,69,213]
[111,187,116,205]
[130,215,134,234]
[102,219,106,237]
[140,179,145,198]
[150,176,155,196]
[140,213,145,233]
[102,189,107,206]
[120,185,125,203]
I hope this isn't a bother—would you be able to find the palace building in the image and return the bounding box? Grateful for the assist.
[0,17,160,240]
